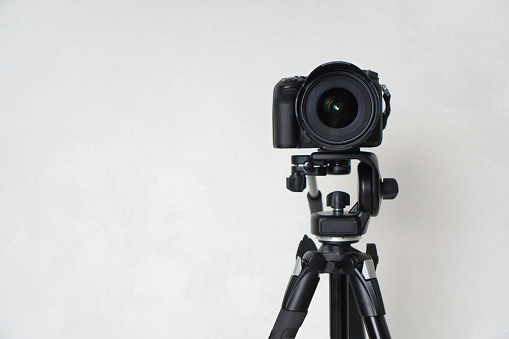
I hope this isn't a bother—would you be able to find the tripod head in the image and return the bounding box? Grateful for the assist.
[286,151,398,241]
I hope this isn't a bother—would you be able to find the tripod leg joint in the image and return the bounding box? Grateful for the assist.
[349,268,386,317]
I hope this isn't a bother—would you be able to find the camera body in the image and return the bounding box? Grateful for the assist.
[273,62,388,151]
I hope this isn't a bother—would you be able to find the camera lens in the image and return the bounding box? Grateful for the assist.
[317,88,358,129]
[297,62,381,150]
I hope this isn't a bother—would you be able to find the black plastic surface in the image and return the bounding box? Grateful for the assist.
[273,77,305,148]
[268,309,308,339]
[381,178,398,200]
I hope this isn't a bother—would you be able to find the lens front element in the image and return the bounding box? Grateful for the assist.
[318,88,358,129]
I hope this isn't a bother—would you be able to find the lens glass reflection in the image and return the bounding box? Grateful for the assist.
[317,88,358,128]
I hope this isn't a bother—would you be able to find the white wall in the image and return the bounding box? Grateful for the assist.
[1,0,509,338]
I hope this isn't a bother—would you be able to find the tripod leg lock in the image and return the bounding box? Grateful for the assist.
[361,259,377,280]
[366,243,379,268]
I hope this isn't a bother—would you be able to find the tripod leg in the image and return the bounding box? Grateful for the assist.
[330,274,349,339]
[329,275,366,339]
[349,289,366,339]
[363,317,390,339]
[268,264,320,339]
[269,236,320,339]
[268,266,319,339]
[349,260,391,339]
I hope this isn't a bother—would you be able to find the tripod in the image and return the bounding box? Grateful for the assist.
[268,151,398,339]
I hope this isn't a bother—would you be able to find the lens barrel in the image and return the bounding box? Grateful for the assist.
[296,62,382,150]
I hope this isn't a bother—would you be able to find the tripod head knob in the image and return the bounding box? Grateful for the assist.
[287,172,306,192]
[326,191,350,211]
[381,178,399,200]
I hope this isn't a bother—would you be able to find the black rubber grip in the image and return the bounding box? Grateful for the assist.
[268,309,307,339]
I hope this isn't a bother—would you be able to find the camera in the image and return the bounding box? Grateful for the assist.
[273,61,391,151]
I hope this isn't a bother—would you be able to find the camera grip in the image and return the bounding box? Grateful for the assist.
[273,78,303,148]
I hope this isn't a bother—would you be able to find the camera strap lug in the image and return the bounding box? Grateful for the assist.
[381,84,391,129]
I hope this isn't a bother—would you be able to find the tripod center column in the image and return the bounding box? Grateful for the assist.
[330,274,349,339]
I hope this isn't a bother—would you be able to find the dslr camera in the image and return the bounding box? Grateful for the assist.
[273,61,391,151]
